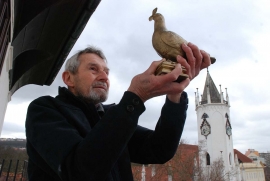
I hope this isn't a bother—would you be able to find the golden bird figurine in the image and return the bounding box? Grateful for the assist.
[149,8,216,82]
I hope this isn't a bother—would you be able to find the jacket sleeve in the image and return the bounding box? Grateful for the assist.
[26,91,145,180]
[128,91,188,164]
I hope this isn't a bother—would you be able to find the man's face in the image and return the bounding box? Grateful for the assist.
[71,53,110,104]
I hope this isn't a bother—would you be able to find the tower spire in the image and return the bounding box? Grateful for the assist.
[201,71,221,104]
[207,85,211,103]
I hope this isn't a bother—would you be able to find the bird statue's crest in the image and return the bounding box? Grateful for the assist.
[149,7,158,21]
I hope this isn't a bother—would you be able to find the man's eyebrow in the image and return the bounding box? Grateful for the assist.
[88,63,110,71]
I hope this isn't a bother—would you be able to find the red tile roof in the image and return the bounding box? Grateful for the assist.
[234,149,253,163]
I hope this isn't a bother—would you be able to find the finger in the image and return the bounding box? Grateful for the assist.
[182,43,195,77]
[188,42,203,76]
[156,64,183,84]
[200,50,211,70]
[176,55,191,79]
[152,61,185,88]
[170,63,183,77]
[144,59,164,74]
[175,54,187,65]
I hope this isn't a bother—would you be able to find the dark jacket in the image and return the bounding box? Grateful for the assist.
[25,87,188,181]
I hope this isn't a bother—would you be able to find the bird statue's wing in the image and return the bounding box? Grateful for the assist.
[160,31,187,49]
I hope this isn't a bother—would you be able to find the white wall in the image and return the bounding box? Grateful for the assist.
[0,0,14,136]
[0,45,13,135]
[196,103,235,177]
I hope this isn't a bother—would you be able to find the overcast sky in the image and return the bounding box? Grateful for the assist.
[2,0,270,154]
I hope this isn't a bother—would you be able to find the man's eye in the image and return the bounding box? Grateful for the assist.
[90,67,97,71]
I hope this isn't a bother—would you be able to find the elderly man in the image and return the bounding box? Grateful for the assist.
[25,43,211,181]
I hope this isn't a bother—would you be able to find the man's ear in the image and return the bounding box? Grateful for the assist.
[62,71,75,87]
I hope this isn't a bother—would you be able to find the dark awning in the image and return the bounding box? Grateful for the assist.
[10,0,101,94]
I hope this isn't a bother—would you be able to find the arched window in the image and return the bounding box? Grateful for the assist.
[229,153,232,165]
[206,153,210,165]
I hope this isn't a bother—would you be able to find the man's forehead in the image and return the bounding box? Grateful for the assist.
[79,53,109,69]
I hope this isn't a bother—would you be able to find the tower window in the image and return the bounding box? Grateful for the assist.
[206,153,210,165]
[229,153,232,165]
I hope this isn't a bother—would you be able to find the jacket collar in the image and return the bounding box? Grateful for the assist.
[57,86,115,114]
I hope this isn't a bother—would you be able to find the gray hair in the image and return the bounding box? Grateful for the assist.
[65,46,107,74]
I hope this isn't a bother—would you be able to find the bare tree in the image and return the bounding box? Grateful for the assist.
[196,156,238,181]
[131,140,238,181]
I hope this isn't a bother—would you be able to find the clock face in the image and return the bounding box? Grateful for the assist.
[201,125,210,136]
[226,126,232,136]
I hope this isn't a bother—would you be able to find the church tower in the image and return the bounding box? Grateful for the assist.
[195,70,235,175]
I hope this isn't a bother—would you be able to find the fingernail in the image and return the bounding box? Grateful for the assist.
[182,43,187,47]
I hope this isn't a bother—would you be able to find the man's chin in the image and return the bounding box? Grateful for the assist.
[89,91,108,103]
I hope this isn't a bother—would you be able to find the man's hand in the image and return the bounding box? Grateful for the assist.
[128,42,211,103]
[127,58,189,103]
[167,42,211,102]
[181,42,211,80]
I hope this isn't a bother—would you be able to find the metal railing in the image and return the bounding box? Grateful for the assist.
[0,159,28,181]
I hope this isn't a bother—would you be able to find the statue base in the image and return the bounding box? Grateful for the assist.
[155,60,188,83]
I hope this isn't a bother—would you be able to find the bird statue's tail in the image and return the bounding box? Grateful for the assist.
[149,7,158,21]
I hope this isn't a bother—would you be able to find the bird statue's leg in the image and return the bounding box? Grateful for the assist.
[154,59,189,83]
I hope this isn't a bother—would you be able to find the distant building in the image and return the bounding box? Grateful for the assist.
[245,149,270,165]
[240,162,266,181]
[245,149,265,163]
[260,152,270,167]
[246,149,260,157]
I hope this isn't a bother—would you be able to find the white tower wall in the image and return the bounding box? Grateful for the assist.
[195,72,236,180]
[196,103,234,173]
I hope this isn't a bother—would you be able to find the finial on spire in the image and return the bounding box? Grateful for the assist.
[225,88,230,106]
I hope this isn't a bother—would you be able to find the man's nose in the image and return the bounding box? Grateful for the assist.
[97,70,109,81]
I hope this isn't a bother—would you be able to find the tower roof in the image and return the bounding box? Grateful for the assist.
[201,71,221,104]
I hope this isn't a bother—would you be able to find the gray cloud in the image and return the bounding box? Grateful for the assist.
[2,122,25,134]
[2,0,270,154]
